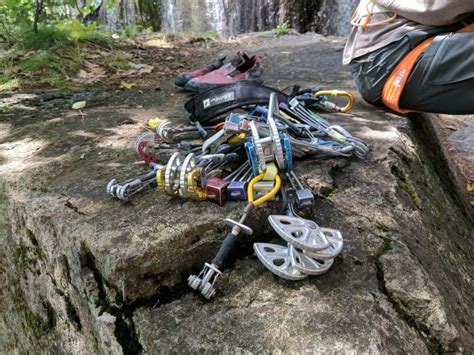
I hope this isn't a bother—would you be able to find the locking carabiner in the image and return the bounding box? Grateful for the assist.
[247,172,281,207]
[314,90,354,113]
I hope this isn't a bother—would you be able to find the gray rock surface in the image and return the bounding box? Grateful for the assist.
[134,257,428,354]
[379,239,459,350]
[1,32,472,353]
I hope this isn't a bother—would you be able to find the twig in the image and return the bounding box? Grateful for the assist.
[0,19,14,45]
[33,0,45,33]
[74,0,84,22]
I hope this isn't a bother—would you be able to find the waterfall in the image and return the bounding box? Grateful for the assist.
[160,0,356,36]
[206,0,226,35]
[162,0,179,32]
[99,0,138,31]
[161,0,223,34]
[160,0,280,36]
[96,0,357,36]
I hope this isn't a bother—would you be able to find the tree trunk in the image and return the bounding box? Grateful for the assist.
[33,0,44,33]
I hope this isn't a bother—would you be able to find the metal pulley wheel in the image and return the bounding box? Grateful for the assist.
[179,153,197,198]
[156,120,175,143]
[249,120,273,172]
[267,93,285,169]
[134,131,155,152]
[164,152,181,195]
[135,132,157,163]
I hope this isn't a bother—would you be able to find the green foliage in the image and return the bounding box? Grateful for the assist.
[0,0,36,30]
[58,18,112,46]
[273,21,291,36]
[106,52,130,70]
[164,32,178,42]
[0,54,17,89]
[80,2,97,18]
[18,20,112,51]
[0,78,19,91]
[121,24,143,38]
[137,0,161,30]
[0,0,157,90]
[105,0,119,11]
[17,46,81,88]
[202,30,219,42]
[20,48,80,74]
[391,161,423,210]
[0,0,74,34]
[21,50,62,72]
[20,26,72,50]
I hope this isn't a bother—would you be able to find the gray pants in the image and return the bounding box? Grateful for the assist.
[350,26,474,114]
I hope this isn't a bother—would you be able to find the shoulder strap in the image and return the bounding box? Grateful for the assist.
[184,82,289,125]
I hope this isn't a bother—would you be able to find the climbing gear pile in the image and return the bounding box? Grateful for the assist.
[106,81,368,299]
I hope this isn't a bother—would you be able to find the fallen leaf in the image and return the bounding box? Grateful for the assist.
[138,65,154,74]
[128,62,146,70]
[122,65,153,77]
[72,101,87,110]
[77,69,89,78]
[120,81,136,89]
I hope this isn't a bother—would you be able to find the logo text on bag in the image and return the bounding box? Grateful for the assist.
[203,91,235,109]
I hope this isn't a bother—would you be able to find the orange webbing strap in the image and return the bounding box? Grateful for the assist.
[382,23,474,114]
[381,37,434,113]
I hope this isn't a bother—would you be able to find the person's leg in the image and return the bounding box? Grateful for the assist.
[349,26,457,108]
[350,36,412,106]
[399,30,474,114]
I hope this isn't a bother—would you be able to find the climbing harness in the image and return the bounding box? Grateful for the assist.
[106,82,368,299]
[382,23,474,114]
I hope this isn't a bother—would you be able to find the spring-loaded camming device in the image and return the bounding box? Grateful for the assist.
[188,164,281,299]
[107,163,163,202]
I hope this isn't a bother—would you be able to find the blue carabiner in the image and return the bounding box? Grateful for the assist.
[244,140,260,176]
[280,133,293,172]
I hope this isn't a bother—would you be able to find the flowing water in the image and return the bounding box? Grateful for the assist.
[159,0,356,35]
[98,0,356,36]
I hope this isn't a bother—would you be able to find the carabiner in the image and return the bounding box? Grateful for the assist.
[248,173,281,207]
[314,90,355,113]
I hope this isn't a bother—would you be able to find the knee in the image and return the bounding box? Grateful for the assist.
[350,63,384,106]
